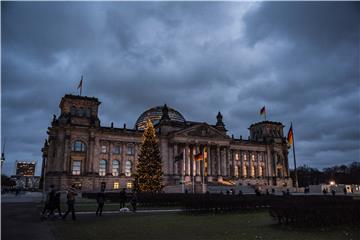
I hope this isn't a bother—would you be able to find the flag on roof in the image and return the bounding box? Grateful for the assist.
[260,106,266,115]
[287,125,294,146]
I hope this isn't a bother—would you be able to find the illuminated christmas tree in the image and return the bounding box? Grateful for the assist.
[135,119,163,192]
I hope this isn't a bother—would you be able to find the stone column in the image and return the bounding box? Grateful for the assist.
[186,145,195,177]
[222,148,227,176]
[257,152,261,177]
[166,144,172,175]
[232,150,236,177]
[227,148,231,177]
[134,144,138,167]
[196,145,201,176]
[249,152,253,177]
[174,144,178,175]
[109,142,113,175]
[63,134,70,173]
[207,145,211,176]
[88,134,95,173]
[121,142,126,174]
[217,146,221,176]
[186,145,190,175]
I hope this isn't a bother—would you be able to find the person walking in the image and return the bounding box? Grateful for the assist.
[96,189,106,216]
[62,185,77,221]
[41,185,56,220]
[50,190,63,218]
[119,188,127,209]
[130,191,138,213]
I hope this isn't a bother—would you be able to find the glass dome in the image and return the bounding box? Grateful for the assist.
[135,105,186,130]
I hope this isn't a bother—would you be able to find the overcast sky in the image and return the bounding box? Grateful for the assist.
[2,2,359,176]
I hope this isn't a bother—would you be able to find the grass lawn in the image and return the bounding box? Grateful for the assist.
[48,211,359,240]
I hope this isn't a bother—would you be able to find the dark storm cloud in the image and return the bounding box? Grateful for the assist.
[1,2,359,175]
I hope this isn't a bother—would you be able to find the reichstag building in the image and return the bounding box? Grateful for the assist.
[41,94,292,192]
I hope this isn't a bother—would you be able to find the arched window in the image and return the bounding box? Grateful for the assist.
[112,160,120,176]
[125,160,132,177]
[99,160,107,176]
[72,140,86,152]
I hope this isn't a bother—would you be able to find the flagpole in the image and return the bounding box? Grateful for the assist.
[291,122,299,191]
[80,75,83,96]
[192,155,195,194]
[182,148,185,193]
[202,146,205,193]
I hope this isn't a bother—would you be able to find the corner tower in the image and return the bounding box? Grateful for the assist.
[57,94,101,127]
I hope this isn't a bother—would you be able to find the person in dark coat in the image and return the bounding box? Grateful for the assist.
[62,186,77,221]
[96,189,106,216]
[130,191,138,213]
[41,185,56,220]
[119,188,127,209]
[48,190,63,218]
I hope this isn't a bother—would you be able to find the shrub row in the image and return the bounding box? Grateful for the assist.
[269,195,360,226]
[83,192,360,226]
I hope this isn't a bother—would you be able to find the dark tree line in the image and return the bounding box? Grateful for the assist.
[290,162,360,187]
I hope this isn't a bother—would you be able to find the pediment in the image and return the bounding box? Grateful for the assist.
[173,124,227,139]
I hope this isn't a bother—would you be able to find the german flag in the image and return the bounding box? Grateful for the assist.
[194,152,203,161]
[260,106,266,115]
[287,125,293,146]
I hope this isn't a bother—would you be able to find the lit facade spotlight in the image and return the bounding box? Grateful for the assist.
[329,180,336,186]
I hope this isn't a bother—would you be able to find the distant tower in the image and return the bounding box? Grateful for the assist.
[56,94,101,127]
[215,111,227,132]
[249,121,285,143]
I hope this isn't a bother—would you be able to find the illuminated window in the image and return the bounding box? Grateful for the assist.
[259,154,263,162]
[127,181,133,189]
[113,182,120,189]
[73,140,86,152]
[101,145,108,153]
[235,153,239,160]
[125,160,132,177]
[113,145,121,154]
[251,165,255,177]
[127,145,134,155]
[112,160,120,176]
[259,166,264,177]
[99,160,107,176]
[243,165,247,177]
[243,154,247,161]
[251,154,255,161]
[72,161,81,175]
[234,165,239,177]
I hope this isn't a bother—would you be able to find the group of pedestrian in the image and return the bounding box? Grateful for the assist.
[40,184,78,221]
[41,185,139,221]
